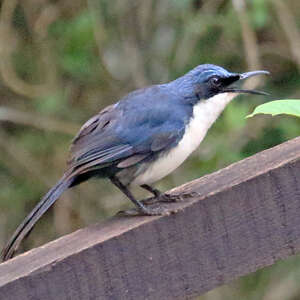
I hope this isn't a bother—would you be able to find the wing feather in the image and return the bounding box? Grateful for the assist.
[74,145,134,175]
[117,153,149,168]
[67,86,188,175]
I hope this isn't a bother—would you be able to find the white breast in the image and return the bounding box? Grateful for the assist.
[132,92,236,186]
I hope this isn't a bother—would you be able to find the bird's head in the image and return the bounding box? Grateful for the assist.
[176,64,269,103]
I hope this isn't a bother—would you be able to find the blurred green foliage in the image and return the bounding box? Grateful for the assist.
[51,12,98,79]
[0,0,300,299]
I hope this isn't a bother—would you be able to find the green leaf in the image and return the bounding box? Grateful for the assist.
[247,100,300,118]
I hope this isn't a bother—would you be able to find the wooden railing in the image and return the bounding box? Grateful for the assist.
[1,137,300,300]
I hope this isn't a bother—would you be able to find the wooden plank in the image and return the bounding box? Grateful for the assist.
[0,136,300,300]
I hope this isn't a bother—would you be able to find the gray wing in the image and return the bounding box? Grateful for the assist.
[67,91,186,175]
[68,104,134,171]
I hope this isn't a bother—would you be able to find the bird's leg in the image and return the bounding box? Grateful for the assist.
[140,184,161,197]
[139,184,162,205]
[110,176,146,212]
[140,184,184,205]
[110,176,170,216]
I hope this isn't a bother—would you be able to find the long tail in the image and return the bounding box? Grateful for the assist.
[1,173,74,262]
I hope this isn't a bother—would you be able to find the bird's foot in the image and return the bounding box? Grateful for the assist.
[117,193,186,217]
[117,205,172,216]
[158,193,185,203]
[140,193,185,206]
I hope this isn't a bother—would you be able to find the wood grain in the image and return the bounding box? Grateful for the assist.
[1,137,300,300]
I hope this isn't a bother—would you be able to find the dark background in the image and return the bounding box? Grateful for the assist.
[0,0,300,299]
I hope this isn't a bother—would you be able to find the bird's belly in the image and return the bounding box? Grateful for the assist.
[132,141,196,186]
[132,92,235,186]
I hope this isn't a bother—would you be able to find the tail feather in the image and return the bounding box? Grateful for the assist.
[1,174,74,262]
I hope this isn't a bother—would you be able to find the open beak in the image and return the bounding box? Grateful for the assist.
[223,70,270,95]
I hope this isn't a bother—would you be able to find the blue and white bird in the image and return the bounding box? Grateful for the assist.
[1,64,269,261]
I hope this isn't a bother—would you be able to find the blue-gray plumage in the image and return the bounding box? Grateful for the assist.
[1,64,269,261]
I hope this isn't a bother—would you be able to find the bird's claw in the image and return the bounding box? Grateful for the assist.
[141,193,184,206]
[117,193,185,217]
[158,193,184,202]
[117,205,171,216]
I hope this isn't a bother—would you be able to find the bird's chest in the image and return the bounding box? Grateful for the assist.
[132,93,234,185]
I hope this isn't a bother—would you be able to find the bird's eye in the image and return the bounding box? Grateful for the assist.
[210,76,222,87]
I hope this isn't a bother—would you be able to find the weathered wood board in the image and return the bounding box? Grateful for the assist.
[0,137,300,299]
